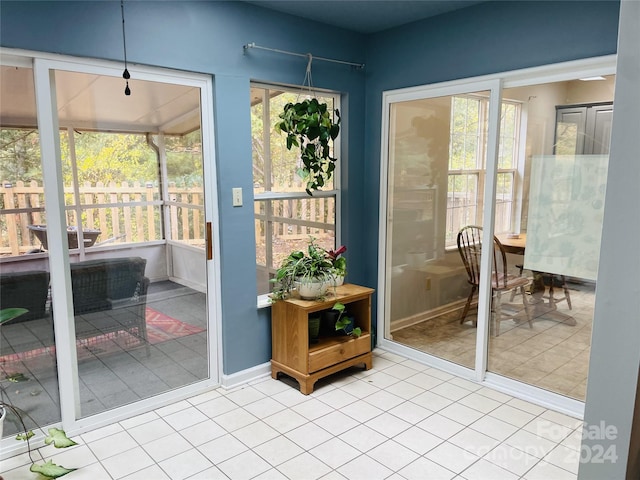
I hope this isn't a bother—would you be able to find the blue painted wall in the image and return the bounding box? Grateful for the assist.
[0,0,621,374]
[0,0,367,374]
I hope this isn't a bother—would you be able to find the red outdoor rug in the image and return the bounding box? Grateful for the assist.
[0,307,205,373]
[144,307,204,343]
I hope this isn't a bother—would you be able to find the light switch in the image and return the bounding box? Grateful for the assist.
[232,187,243,207]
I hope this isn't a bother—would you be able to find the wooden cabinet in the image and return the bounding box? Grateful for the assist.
[270,284,374,394]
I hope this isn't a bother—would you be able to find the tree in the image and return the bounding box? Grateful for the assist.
[0,129,42,183]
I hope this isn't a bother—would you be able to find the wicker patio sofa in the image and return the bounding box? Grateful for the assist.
[1,257,150,354]
[70,257,150,353]
[0,270,50,321]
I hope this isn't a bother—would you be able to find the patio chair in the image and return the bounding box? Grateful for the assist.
[457,226,532,336]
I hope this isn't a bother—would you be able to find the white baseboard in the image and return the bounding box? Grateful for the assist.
[390,299,468,332]
[221,362,272,389]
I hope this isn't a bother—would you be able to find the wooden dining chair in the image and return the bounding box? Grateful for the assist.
[457,226,532,336]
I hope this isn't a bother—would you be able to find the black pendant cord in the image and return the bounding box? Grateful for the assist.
[121,0,131,96]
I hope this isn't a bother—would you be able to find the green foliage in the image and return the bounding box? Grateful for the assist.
[165,130,204,188]
[270,237,335,300]
[1,398,78,478]
[45,428,78,448]
[333,256,347,277]
[16,430,35,441]
[1,127,204,189]
[0,129,41,183]
[6,372,29,382]
[0,308,28,325]
[275,98,340,195]
[332,302,361,337]
[30,460,76,478]
[62,131,158,185]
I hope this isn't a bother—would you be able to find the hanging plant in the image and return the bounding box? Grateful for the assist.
[275,97,341,195]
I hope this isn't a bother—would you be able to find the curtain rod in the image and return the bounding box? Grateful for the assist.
[243,42,365,70]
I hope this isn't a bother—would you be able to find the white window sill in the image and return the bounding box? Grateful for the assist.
[257,294,272,309]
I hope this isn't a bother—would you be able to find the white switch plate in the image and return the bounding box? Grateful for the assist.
[232,187,243,207]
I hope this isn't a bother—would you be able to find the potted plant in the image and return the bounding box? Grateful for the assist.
[270,237,335,301]
[330,302,361,337]
[1,308,78,478]
[275,97,341,196]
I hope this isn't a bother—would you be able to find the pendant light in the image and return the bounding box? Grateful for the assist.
[121,0,131,96]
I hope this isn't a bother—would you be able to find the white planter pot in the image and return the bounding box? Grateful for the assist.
[330,274,345,287]
[295,279,330,300]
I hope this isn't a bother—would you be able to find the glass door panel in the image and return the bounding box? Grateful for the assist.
[0,63,61,437]
[385,90,493,369]
[488,76,615,400]
[52,69,209,417]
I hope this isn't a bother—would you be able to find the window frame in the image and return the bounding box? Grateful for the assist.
[445,95,524,247]
[250,82,342,306]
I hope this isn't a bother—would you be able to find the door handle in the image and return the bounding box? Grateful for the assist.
[206,222,213,260]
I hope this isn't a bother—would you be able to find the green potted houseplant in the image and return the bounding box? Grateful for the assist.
[270,237,335,301]
[1,308,78,478]
[275,97,341,196]
[328,302,361,337]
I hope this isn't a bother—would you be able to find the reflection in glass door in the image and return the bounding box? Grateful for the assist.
[383,88,498,370]
[51,68,211,418]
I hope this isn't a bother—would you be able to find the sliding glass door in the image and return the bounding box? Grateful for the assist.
[381,81,501,372]
[1,52,219,440]
[379,57,615,410]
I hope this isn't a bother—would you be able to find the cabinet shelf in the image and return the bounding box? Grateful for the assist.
[271,284,374,394]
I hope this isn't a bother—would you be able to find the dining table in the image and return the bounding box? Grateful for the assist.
[495,232,575,326]
[496,232,526,255]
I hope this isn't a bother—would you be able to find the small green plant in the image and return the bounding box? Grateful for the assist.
[275,98,341,195]
[1,308,79,478]
[332,302,361,337]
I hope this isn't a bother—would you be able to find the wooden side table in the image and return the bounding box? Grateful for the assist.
[270,284,374,394]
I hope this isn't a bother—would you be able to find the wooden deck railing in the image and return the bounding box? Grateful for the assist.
[0,181,205,256]
[1,181,337,257]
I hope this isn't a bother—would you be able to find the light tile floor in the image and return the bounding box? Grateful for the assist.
[1,350,583,480]
[392,280,595,401]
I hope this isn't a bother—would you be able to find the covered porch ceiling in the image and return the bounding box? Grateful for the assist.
[0,65,201,135]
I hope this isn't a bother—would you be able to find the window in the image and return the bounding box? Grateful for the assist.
[446,96,521,246]
[251,84,340,296]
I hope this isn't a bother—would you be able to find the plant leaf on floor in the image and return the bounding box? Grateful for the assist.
[30,460,76,478]
[6,372,29,382]
[45,428,78,448]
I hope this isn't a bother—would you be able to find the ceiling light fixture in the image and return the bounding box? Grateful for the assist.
[121,0,131,96]
[579,76,606,81]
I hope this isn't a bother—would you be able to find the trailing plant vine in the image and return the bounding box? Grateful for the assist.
[276,98,341,195]
[1,308,78,478]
